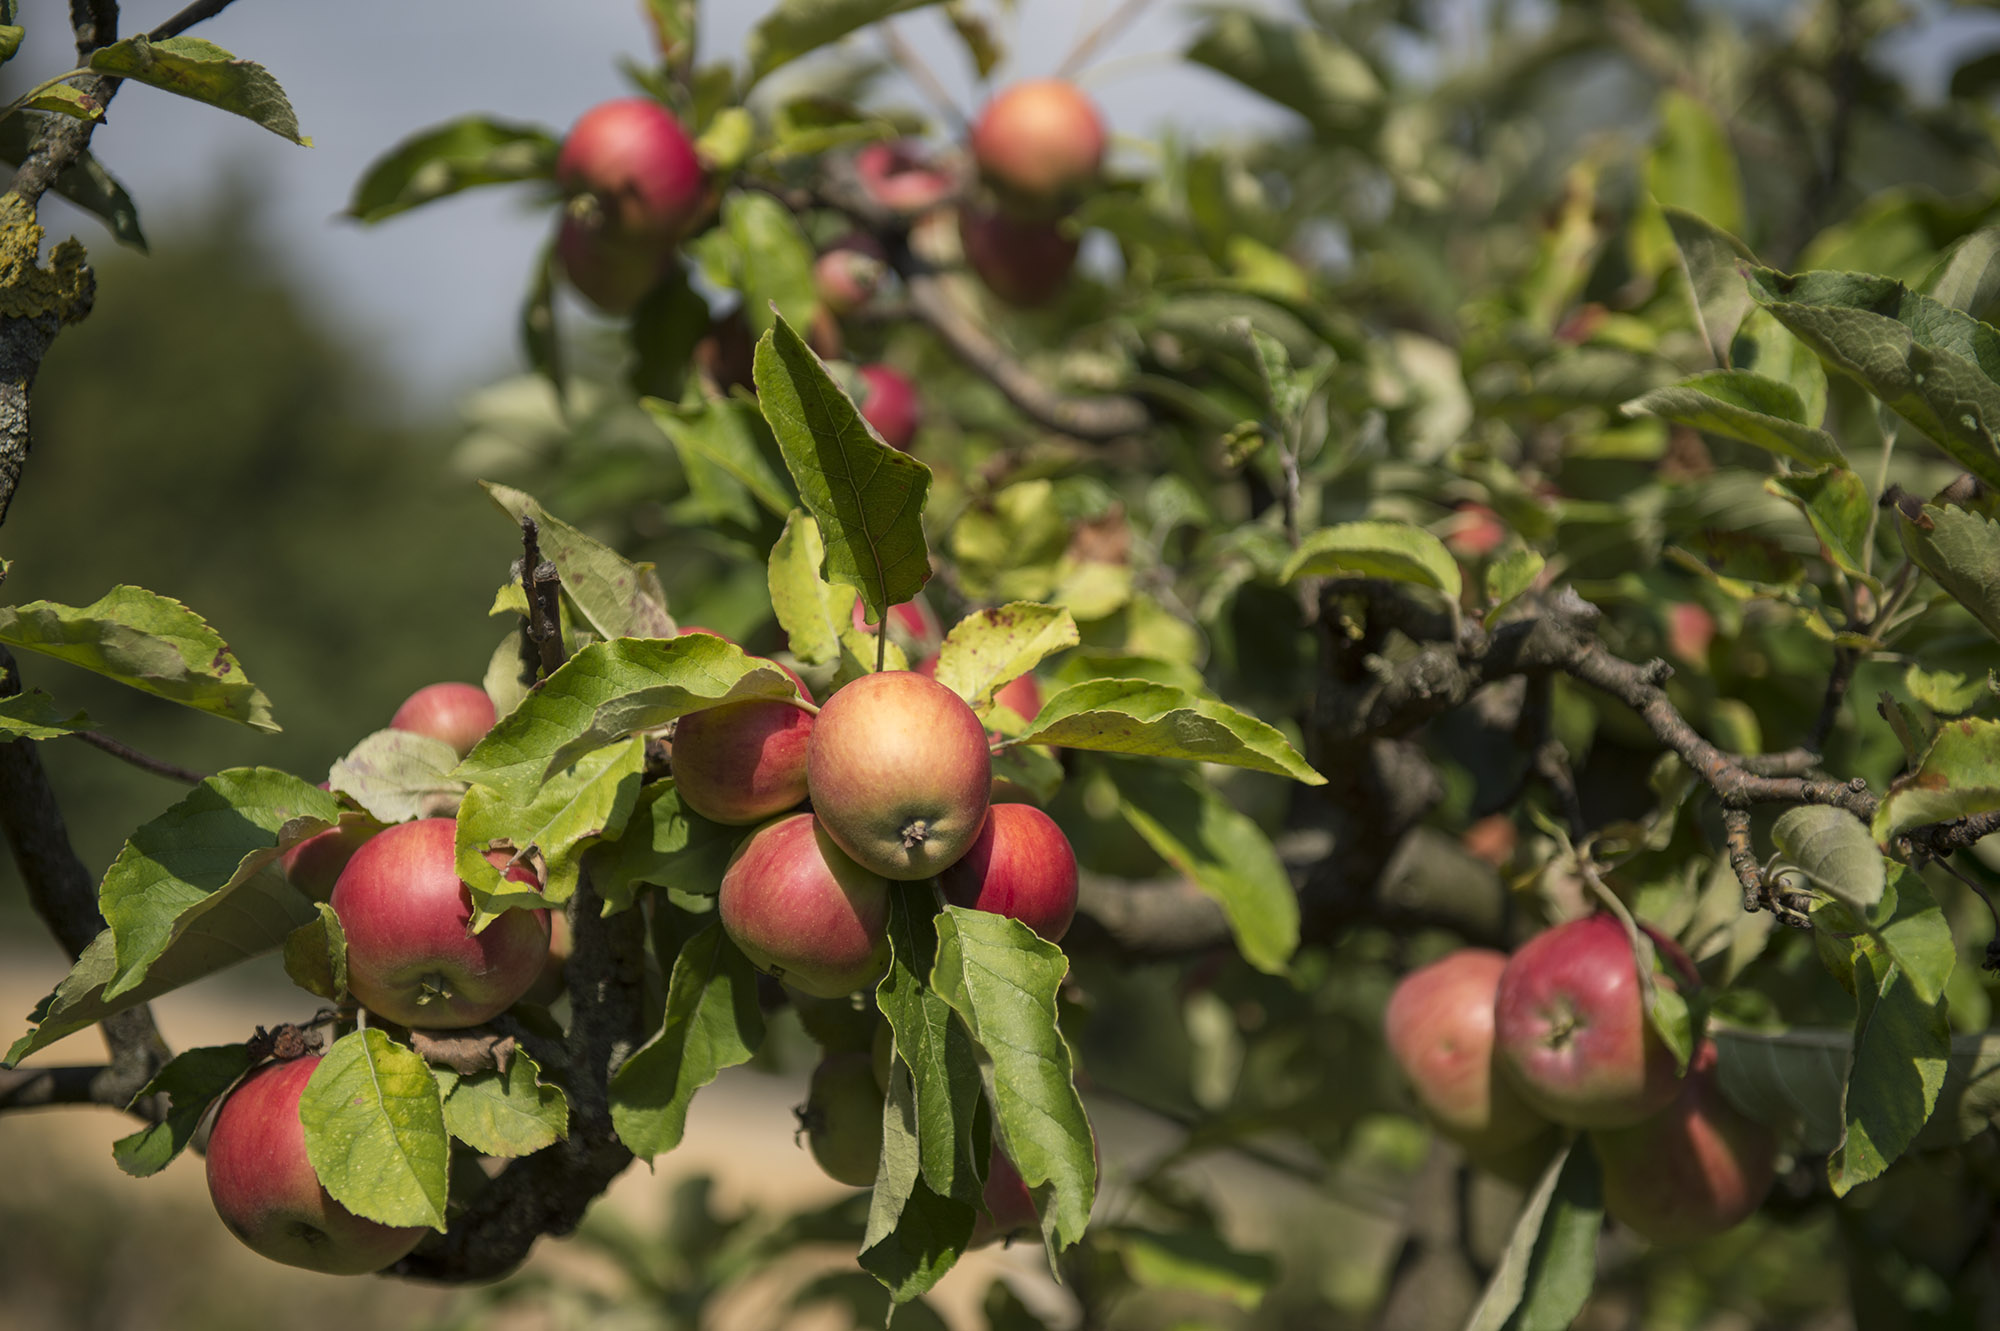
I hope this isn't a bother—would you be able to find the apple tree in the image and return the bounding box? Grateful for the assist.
[6,0,2000,1326]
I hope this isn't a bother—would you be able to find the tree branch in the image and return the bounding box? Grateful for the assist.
[70,729,206,785]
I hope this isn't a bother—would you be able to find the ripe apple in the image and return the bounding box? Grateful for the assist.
[801,1050,885,1187]
[959,208,1079,308]
[330,818,550,1029]
[556,98,704,242]
[206,1055,428,1274]
[1383,949,1549,1155]
[1460,814,1517,869]
[718,813,892,998]
[938,803,1078,943]
[855,363,920,452]
[1591,1040,1777,1244]
[1493,913,1695,1129]
[555,211,668,315]
[1443,503,1506,560]
[671,673,816,825]
[815,231,890,314]
[806,671,992,880]
[970,1143,1039,1247]
[1667,601,1716,667]
[280,783,373,903]
[970,80,1106,204]
[390,682,497,758]
[853,140,957,213]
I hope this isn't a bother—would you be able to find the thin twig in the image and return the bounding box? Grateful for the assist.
[70,730,205,785]
[879,21,966,134]
[1057,0,1158,80]
[150,0,243,41]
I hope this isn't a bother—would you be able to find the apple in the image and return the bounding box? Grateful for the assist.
[556,98,703,243]
[801,1050,885,1187]
[851,595,942,650]
[938,803,1078,943]
[970,1143,1039,1247]
[815,231,890,314]
[696,307,756,394]
[555,212,668,315]
[970,80,1106,204]
[805,671,992,880]
[330,818,551,1029]
[718,813,892,998]
[855,363,920,452]
[1492,913,1695,1129]
[521,910,572,1007]
[1591,1040,1777,1244]
[1383,949,1549,1155]
[853,140,957,213]
[1460,814,1517,869]
[1443,503,1506,561]
[389,682,497,758]
[280,784,372,903]
[671,673,815,825]
[1667,601,1716,667]
[206,1055,428,1274]
[959,208,1079,308]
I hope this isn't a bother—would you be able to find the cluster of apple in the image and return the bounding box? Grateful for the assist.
[1384,913,1778,1245]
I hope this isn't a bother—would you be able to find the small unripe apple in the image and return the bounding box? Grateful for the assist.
[556,98,704,242]
[939,804,1078,942]
[330,818,550,1029]
[853,140,957,213]
[959,208,1078,308]
[670,675,816,825]
[1591,1041,1776,1244]
[970,80,1106,203]
[806,671,992,880]
[855,363,920,452]
[389,682,497,759]
[814,232,889,314]
[718,813,892,998]
[206,1055,428,1274]
[801,1050,885,1187]
[1384,949,1549,1155]
[1493,913,1694,1129]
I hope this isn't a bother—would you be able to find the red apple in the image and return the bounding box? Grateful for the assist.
[970,1143,1039,1247]
[718,813,892,998]
[1591,1041,1777,1244]
[806,671,992,880]
[556,98,704,243]
[853,140,957,213]
[938,804,1078,942]
[330,818,550,1029]
[1667,602,1716,667]
[970,80,1106,204]
[1460,814,1517,869]
[1493,913,1695,1129]
[206,1055,428,1274]
[280,784,373,903]
[959,208,1078,307]
[801,1050,885,1187]
[1384,949,1549,1155]
[815,231,889,314]
[555,211,668,314]
[1443,503,1506,560]
[671,678,816,825]
[855,363,920,451]
[389,682,497,759]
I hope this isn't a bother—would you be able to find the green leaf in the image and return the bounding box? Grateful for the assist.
[1632,92,1744,276]
[1905,665,1988,715]
[746,0,945,83]
[944,2,1002,78]
[1895,501,2000,646]
[1099,1227,1275,1310]
[1663,206,1757,364]
[347,116,557,223]
[1712,1026,1849,1153]
[1483,549,1545,626]
[1461,1140,1603,1331]
[1767,467,1873,582]
[1829,955,1949,1195]
[860,1058,976,1301]
[753,313,933,625]
[88,35,308,144]
[1017,679,1322,785]
[457,635,803,797]
[1773,805,1885,913]
[1870,865,1956,1008]
[327,729,465,824]
[610,922,766,1160]
[0,115,144,249]
[931,907,1096,1260]
[300,1030,449,1229]
[688,192,817,337]
[111,1043,253,1178]
[645,395,795,518]
[521,233,562,393]
[876,895,985,1206]
[769,509,854,669]
[0,585,276,731]
[457,736,645,920]
[933,604,1077,718]
[1185,10,1381,142]
[1873,717,2000,845]
[0,26,21,62]
[1111,763,1299,975]
[1622,370,1843,468]
[590,781,742,914]
[0,688,89,739]
[439,1048,568,1157]
[25,83,104,120]
[282,902,347,1001]
[1280,520,1462,604]
[1747,267,2000,489]
[483,484,676,642]
[98,769,340,1000]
